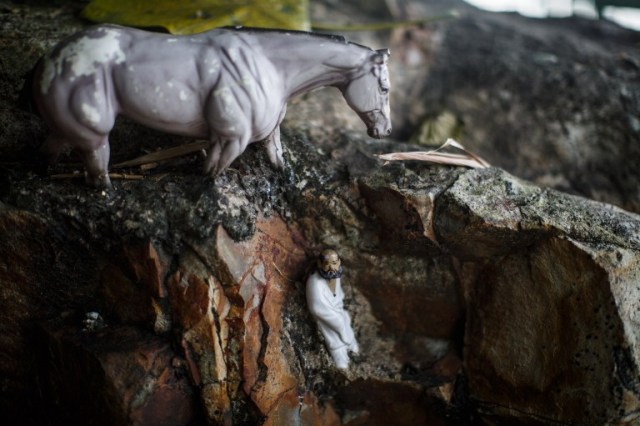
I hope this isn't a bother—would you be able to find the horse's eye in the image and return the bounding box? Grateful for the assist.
[380,86,389,94]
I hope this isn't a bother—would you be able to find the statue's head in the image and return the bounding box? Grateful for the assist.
[317,249,343,280]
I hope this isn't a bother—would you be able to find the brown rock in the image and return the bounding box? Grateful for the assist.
[41,324,195,426]
[164,216,339,424]
[267,389,341,426]
[4,4,640,424]
[441,168,640,424]
[99,241,170,331]
[0,210,53,398]
[464,237,640,424]
[359,183,441,253]
[167,259,232,424]
[351,253,460,342]
[215,218,312,421]
[336,379,447,426]
[125,242,169,298]
[0,207,102,420]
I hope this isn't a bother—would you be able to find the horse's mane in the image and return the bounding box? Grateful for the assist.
[221,26,373,51]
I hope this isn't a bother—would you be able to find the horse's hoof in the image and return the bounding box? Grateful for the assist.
[85,173,113,189]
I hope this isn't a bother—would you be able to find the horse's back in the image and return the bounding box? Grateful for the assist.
[207,31,286,139]
[37,25,128,95]
[34,24,285,143]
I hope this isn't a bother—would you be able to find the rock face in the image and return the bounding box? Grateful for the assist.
[437,169,640,424]
[40,324,196,426]
[2,2,640,426]
[388,1,640,213]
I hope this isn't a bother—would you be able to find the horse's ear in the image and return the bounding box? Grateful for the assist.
[372,49,390,65]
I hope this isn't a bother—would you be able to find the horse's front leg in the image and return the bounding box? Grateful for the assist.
[265,106,287,169]
[81,136,112,188]
[203,134,251,176]
[203,89,254,176]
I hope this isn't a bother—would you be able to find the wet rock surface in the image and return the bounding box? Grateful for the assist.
[1,1,640,426]
[38,323,197,426]
[396,2,640,213]
[438,168,640,424]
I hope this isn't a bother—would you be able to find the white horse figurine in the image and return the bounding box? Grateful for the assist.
[33,24,392,187]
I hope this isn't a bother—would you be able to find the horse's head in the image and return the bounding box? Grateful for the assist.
[342,49,392,139]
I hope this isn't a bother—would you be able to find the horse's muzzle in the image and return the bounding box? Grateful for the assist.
[368,126,392,139]
[361,110,391,139]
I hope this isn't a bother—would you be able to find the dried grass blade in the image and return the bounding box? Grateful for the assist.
[112,140,209,169]
[377,138,490,169]
[50,173,144,181]
[439,138,491,167]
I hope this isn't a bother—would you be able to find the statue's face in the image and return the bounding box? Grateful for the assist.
[319,251,341,273]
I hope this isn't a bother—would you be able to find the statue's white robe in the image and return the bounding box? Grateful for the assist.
[306,272,358,369]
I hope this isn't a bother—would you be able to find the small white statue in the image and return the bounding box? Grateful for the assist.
[306,249,359,369]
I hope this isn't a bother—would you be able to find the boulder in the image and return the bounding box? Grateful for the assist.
[437,168,640,424]
[38,323,196,426]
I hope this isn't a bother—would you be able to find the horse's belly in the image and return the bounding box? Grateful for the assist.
[251,123,277,142]
[121,106,209,139]
[114,66,209,138]
[126,113,209,139]
[249,101,286,141]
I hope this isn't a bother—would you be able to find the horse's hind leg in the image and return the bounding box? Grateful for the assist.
[265,126,285,169]
[80,137,112,188]
[36,135,66,176]
[40,135,65,166]
[265,106,287,169]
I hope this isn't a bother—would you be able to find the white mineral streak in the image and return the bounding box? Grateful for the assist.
[208,59,220,75]
[93,84,105,105]
[81,103,101,125]
[40,28,126,94]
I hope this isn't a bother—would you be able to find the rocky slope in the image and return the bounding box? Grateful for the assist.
[1,1,640,425]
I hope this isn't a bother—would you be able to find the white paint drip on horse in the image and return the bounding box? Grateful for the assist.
[33,24,392,187]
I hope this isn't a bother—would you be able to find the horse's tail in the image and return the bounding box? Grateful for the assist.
[17,58,42,117]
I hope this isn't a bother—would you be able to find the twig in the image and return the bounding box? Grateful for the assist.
[140,162,159,171]
[50,172,144,181]
[151,173,171,182]
[111,140,209,169]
